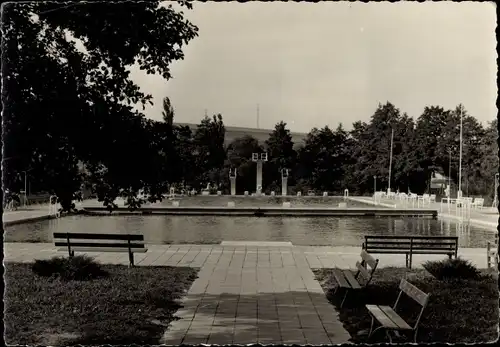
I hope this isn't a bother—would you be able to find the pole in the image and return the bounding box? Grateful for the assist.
[448,150,451,190]
[458,106,463,196]
[24,171,27,207]
[257,104,260,129]
[388,128,394,192]
[374,176,377,195]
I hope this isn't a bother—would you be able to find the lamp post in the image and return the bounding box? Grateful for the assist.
[388,128,394,193]
[21,169,32,207]
[373,175,377,195]
[448,149,452,194]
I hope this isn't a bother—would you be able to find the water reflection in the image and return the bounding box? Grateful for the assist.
[4,215,495,248]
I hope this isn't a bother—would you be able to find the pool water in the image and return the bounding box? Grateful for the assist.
[4,215,495,248]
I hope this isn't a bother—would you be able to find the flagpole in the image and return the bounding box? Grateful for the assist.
[458,106,463,197]
[388,128,394,192]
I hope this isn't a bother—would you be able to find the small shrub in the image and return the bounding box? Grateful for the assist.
[423,257,481,281]
[32,255,108,281]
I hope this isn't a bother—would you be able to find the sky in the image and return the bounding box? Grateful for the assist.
[129,1,497,132]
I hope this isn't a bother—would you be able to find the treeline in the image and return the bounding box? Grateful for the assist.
[160,101,498,201]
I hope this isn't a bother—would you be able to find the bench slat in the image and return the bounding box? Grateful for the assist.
[365,305,399,329]
[55,242,146,249]
[356,261,371,281]
[400,279,429,306]
[365,249,411,253]
[342,270,361,289]
[378,305,412,330]
[58,247,148,253]
[53,233,144,241]
[367,244,456,250]
[360,250,378,269]
[366,241,456,246]
[410,250,455,254]
[332,268,351,288]
[366,236,458,240]
[367,241,456,247]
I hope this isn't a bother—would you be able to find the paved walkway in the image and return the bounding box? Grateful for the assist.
[3,207,54,226]
[4,242,492,344]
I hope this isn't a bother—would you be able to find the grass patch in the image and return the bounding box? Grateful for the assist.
[5,262,198,345]
[314,267,498,343]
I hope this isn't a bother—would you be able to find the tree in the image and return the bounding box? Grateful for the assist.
[478,119,499,202]
[2,2,199,210]
[162,97,175,126]
[296,125,348,192]
[264,121,297,190]
[351,102,415,194]
[193,114,226,187]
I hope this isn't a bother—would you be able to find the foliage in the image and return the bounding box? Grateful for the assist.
[5,262,198,345]
[2,1,199,211]
[193,114,227,187]
[314,267,498,343]
[31,255,108,281]
[422,257,481,281]
[295,124,351,193]
[264,121,297,189]
[162,97,175,126]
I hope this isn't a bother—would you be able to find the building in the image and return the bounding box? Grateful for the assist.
[174,123,307,148]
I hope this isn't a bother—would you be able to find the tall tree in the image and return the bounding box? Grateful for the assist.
[353,102,413,193]
[297,126,348,192]
[162,97,175,126]
[264,121,297,191]
[193,114,226,187]
[2,1,199,210]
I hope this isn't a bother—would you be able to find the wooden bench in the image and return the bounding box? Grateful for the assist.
[363,235,458,269]
[53,232,147,267]
[366,279,430,343]
[331,250,379,308]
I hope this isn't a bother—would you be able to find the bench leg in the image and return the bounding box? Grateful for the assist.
[368,317,385,341]
[128,251,134,267]
[385,330,393,343]
[368,315,376,339]
[340,289,349,308]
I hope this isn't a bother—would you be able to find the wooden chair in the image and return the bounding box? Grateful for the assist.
[366,279,430,343]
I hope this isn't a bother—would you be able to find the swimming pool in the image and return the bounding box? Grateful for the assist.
[4,215,494,248]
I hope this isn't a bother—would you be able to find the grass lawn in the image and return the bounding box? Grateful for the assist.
[4,262,198,345]
[314,267,498,343]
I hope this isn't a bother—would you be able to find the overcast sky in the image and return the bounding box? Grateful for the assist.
[130,1,497,132]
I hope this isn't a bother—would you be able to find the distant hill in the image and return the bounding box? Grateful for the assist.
[174,123,307,148]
